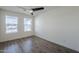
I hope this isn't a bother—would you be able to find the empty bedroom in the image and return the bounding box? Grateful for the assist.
[0,6,79,53]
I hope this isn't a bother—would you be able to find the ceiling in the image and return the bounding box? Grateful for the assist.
[0,6,58,16]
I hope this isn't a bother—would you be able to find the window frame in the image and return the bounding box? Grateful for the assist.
[24,17,32,32]
[5,15,18,34]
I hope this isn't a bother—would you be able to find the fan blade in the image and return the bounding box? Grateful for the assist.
[18,6,26,11]
[32,7,44,11]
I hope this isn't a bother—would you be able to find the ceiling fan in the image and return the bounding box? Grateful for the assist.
[18,7,44,15]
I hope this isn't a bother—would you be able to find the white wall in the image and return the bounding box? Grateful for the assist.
[35,7,79,51]
[0,10,34,42]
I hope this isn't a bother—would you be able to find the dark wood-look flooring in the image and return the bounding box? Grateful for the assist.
[0,36,78,53]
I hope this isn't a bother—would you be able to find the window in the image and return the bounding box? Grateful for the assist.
[24,18,32,31]
[6,16,18,33]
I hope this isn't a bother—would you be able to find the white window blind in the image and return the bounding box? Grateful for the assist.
[6,16,18,33]
[24,18,32,31]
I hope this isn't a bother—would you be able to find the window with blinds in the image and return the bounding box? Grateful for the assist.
[6,16,18,33]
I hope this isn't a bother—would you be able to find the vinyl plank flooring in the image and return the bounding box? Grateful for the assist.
[0,36,78,53]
